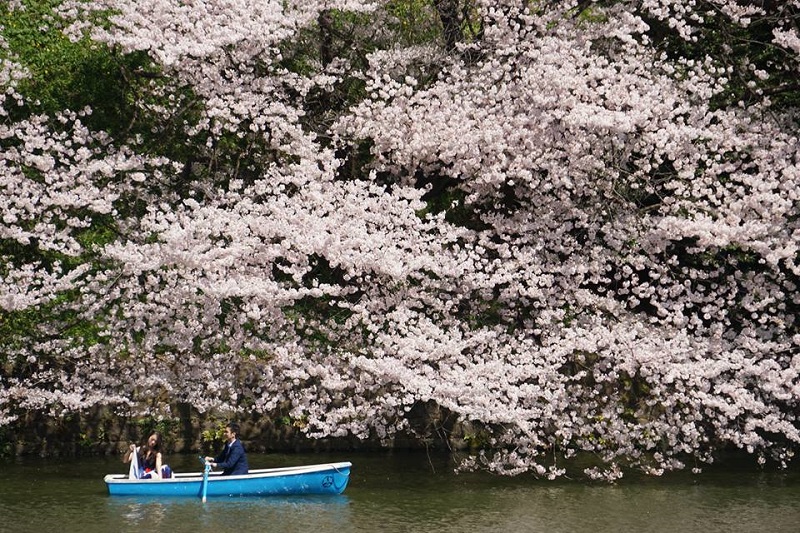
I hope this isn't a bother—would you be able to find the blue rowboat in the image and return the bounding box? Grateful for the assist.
[104,461,352,498]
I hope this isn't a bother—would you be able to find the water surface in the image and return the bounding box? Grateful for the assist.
[0,451,797,532]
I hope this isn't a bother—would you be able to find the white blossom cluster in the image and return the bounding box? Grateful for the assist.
[1,0,798,479]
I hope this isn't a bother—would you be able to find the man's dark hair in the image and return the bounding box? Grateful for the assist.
[227,422,241,436]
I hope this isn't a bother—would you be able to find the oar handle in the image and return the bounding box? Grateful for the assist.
[200,457,211,502]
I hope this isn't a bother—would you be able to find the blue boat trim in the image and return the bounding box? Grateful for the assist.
[104,461,352,498]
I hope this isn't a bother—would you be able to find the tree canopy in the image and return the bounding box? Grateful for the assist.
[1,0,798,480]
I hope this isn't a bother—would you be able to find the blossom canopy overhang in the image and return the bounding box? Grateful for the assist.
[0,0,798,480]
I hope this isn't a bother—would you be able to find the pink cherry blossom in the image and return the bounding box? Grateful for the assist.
[1,0,797,479]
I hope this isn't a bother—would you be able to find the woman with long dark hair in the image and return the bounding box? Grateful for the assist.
[124,432,170,478]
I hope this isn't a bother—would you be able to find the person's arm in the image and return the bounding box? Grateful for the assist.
[155,452,163,474]
[214,442,244,470]
[123,443,136,463]
[204,445,226,467]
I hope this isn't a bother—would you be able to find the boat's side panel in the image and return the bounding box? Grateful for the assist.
[105,463,351,497]
[205,466,350,497]
[106,478,203,497]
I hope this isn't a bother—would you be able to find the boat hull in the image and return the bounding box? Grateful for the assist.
[104,462,351,498]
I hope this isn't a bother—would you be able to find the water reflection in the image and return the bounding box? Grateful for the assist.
[105,493,352,531]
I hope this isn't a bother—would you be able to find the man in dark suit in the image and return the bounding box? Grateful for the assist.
[205,422,249,475]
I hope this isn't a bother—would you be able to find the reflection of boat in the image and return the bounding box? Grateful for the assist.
[104,462,352,498]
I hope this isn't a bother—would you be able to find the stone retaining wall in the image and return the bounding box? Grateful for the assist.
[3,401,469,458]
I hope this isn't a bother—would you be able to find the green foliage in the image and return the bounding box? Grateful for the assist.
[77,430,96,451]
[386,0,443,46]
[200,422,227,450]
[75,214,119,250]
[0,304,39,353]
[575,5,609,24]
[0,1,195,180]
[134,416,180,444]
[275,415,293,427]
[462,429,491,450]
[0,0,145,133]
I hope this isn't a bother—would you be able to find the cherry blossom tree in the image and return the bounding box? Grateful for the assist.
[336,0,800,478]
[1,0,797,479]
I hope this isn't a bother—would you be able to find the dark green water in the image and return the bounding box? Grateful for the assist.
[0,451,798,533]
